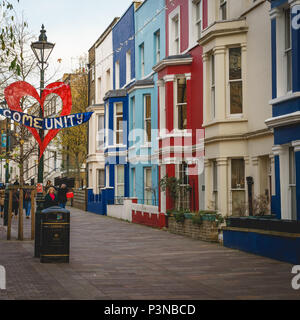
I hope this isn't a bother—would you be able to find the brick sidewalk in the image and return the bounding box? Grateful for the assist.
[0,206,299,300]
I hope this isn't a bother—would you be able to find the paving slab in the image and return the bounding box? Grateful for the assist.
[0,206,299,300]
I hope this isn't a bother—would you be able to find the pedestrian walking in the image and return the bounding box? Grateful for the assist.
[44,187,59,209]
[57,184,68,209]
[23,184,31,219]
[12,188,19,218]
[0,186,5,218]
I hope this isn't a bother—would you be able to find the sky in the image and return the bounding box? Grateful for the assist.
[10,0,133,80]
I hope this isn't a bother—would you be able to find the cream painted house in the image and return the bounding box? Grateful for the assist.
[86,18,118,194]
[199,0,274,216]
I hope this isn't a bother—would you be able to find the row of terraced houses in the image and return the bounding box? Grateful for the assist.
[85,0,300,264]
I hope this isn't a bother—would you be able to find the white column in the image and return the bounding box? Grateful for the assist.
[217,157,228,216]
[273,145,289,219]
[252,156,259,197]
[202,53,209,125]
[213,46,226,120]
[204,158,212,211]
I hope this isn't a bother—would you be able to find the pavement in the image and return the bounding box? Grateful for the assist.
[0,206,299,300]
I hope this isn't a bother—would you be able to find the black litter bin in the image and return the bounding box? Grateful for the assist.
[40,206,70,263]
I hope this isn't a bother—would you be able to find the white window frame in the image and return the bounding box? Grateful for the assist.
[211,54,216,119]
[174,76,188,130]
[140,43,145,78]
[227,46,243,117]
[96,114,104,151]
[284,8,292,93]
[144,94,151,144]
[131,96,136,143]
[105,104,109,147]
[115,60,120,89]
[155,30,161,64]
[169,6,181,55]
[126,50,131,84]
[106,68,111,92]
[132,167,136,198]
[114,102,123,146]
[106,165,110,187]
[97,169,105,193]
[220,0,227,21]
[144,167,152,205]
[97,76,101,103]
[115,165,125,199]
[288,147,297,220]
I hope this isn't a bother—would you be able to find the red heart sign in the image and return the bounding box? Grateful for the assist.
[4,81,72,159]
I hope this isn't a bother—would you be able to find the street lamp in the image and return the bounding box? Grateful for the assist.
[0,100,10,227]
[31,25,55,258]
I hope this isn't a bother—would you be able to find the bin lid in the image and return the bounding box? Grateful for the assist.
[42,206,70,214]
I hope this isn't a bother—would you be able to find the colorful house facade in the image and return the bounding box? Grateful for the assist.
[266,0,300,221]
[127,0,166,206]
[199,0,274,217]
[153,0,207,214]
[104,2,142,206]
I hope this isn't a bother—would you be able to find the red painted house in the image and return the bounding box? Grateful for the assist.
[153,0,207,214]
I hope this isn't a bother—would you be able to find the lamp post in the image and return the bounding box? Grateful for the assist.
[0,100,10,227]
[31,25,55,257]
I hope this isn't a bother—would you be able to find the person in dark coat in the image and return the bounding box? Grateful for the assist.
[57,184,68,208]
[44,187,58,209]
[12,188,19,217]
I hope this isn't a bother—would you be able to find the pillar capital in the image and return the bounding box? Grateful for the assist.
[272,145,284,156]
[292,140,300,152]
[216,157,227,166]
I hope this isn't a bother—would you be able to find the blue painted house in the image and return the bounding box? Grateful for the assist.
[266,0,300,221]
[104,2,141,205]
[127,0,166,206]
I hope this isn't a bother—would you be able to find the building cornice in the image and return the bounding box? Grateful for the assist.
[205,128,273,145]
[153,55,193,73]
[198,19,248,47]
[265,111,300,129]
[269,91,300,105]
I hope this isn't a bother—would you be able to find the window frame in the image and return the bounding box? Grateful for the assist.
[220,0,227,21]
[140,43,145,78]
[284,8,292,93]
[97,169,105,193]
[144,94,152,144]
[114,102,123,146]
[154,30,161,64]
[169,6,181,56]
[115,60,120,89]
[115,165,125,199]
[228,46,243,116]
[96,114,104,151]
[211,53,216,119]
[144,167,152,205]
[175,77,188,130]
[126,50,131,84]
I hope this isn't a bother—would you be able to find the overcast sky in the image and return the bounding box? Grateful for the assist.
[10,0,132,80]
